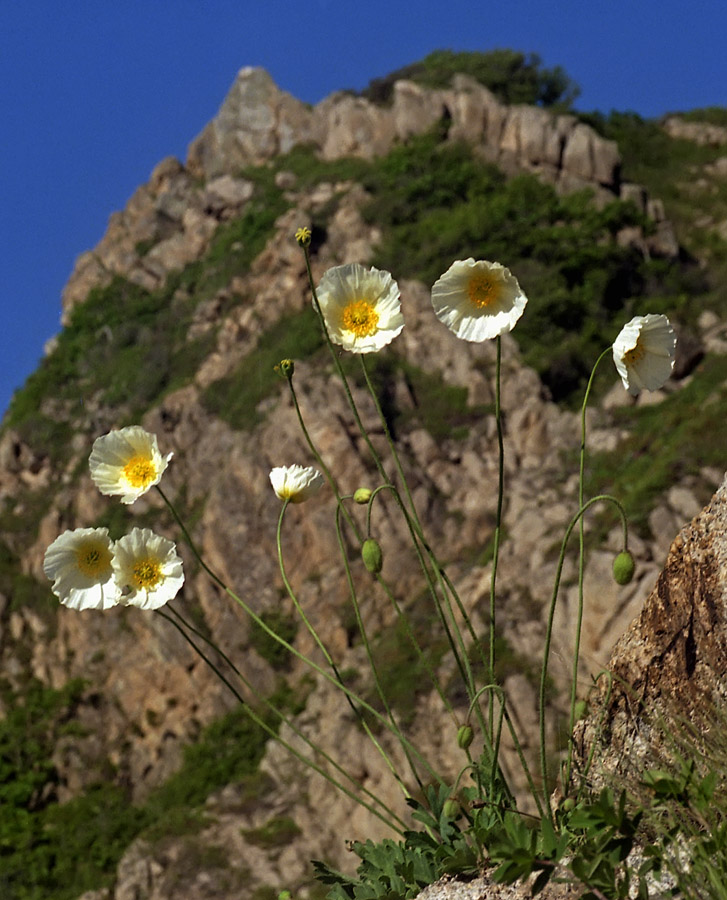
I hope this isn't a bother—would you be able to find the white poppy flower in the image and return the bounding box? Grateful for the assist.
[89,426,172,504]
[431,258,528,341]
[112,528,184,610]
[43,527,120,610]
[316,263,404,353]
[613,314,676,396]
[269,465,324,503]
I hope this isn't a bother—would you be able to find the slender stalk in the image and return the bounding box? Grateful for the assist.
[155,485,442,784]
[333,504,424,796]
[157,607,406,834]
[276,498,410,796]
[571,347,613,783]
[539,494,629,818]
[285,374,361,541]
[300,244,393,489]
[359,360,483,712]
[488,336,505,740]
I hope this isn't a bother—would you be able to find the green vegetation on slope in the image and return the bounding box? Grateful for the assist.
[360,48,580,110]
[0,679,274,900]
[359,129,701,400]
[580,109,727,285]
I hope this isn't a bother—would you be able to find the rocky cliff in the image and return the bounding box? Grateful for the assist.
[1,63,724,900]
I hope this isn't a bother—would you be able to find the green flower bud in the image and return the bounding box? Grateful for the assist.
[276,358,295,379]
[573,699,588,722]
[613,550,635,585]
[560,797,575,813]
[353,488,373,505]
[362,538,383,574]
[442,798,460,820]
[456,724,474,750]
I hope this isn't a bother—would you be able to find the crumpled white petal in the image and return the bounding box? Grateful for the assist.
[612,314,676,396]
[112,527,184,610]
[43,527,120,610]
[270,465,324,503]
[89,426,172,504]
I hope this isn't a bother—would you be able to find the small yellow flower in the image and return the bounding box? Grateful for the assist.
[112,527,184,610]
[295,227,312,247]
[316,264,404,353]
[612,314,676,396]
[431,259,527,341]
[270,465,324,503]
[89,426,172,504]
[43,527,120,610]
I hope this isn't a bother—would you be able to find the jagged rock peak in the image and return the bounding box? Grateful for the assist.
[186,66,623,198]
[60,64,679,318]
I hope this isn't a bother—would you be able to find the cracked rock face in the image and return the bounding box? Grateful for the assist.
[575,474,727,785]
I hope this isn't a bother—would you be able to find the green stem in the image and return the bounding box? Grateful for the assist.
[571,347,613,785]
[489,336,505,740]
[332,504,424,797]
[157,607,406,834]
[539,494,629,818]
[157,486,441,784]
[276,498,411,796]
[285,375,361,541]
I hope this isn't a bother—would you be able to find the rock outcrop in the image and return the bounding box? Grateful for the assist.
[662,115,727,146]
[62,67,676,320]
[575,473,727,785]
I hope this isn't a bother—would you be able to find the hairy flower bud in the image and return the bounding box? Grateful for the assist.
[456,724,474,750]
[613,550,635,585]
[353,488,373,504]
[362,538,383,574]
[442,798,460,820]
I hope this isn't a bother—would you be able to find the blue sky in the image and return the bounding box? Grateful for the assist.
[2,0,726,420]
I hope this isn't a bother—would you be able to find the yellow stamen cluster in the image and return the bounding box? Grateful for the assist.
[624,340,646,366]
[122,455,157,488]
[132,557,163,590]
[75,541,112,578]
[342,300,379,337]
[295,226,312,247]
[467,273,501,309]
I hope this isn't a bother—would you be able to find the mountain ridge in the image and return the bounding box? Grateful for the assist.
[1,56,726,900]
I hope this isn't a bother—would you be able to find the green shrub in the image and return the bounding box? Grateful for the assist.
[202,305,324,430]
[360,49,580,109]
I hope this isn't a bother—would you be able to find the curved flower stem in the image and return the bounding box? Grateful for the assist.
[157,607,406,834]
[155,485,442,785]
[465,683,538,815]
[285,375,361,541]
[488,336,505,741]
[333,504,424,797]
[571,347,613,772]
[277,499,410,798]
[358,358,487,705]
[358,354,420,525]
[367,484,485,745]
[539,494,629,818]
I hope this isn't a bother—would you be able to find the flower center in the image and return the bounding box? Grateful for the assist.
[122,455,157,488]
[467,273,501,309]
[132,557,163,590]
[342,300,379,337]
[75,541,112,579]
[624,339,646,366]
